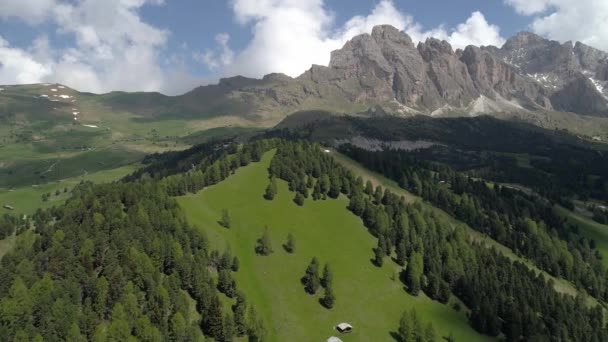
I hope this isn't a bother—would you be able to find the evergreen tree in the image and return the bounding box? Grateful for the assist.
[220,209,231,228]
[231,256,240,272]
[246,307,266,342]
[374,245,384,267]
[221,313,235,342]
[218,269,235,297]
[203,295,223,338]
[263,177,277,200]
[424,322,437,342]
[321,282,335,309]
[255,228,273,256]
[170,312,188,342]
[405,252,423,295]
[232,292,247,336]
[293,192,305,206]
[398,310,413,342]
[321,263,333,288]
[220,249,233,270]
[312,180,322,200]
[365,180,374,195]
[303,257,321,294]
[284,233,296,253]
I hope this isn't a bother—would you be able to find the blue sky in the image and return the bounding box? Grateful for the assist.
[0,0,606,94]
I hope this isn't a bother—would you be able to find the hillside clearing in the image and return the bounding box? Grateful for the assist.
[177,150,492,342]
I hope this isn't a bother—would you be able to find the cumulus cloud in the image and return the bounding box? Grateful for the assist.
[193,33,234,70]
[504,0,551,16]
[505,0,608,51]
[0,0,58,24]
[0,0,203,94]
[2,0,506,93]
[0,36,52,84]
[438,11,505,49]
[211,0,505,79]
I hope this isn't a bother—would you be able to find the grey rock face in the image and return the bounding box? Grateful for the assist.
[180,25,608,120]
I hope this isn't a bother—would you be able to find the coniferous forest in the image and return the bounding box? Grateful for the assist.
[0,137,606,341]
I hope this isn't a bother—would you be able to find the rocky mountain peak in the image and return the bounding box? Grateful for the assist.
[371,25,414,46]
[502,31,548,50]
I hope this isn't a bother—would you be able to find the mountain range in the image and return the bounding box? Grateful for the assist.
[3,25,608,136]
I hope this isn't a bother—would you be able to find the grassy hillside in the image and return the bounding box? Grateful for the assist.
[0,164,138,215]
[177,151,492,342]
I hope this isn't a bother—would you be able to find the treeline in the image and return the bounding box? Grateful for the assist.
[269,140,607,340]
[148,140,276,196]
[0,143,272,340]
[0,214,28,240]
[341,145,608,301]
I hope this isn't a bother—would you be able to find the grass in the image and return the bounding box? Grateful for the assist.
[177,151,492,342]
[0,164,139,215]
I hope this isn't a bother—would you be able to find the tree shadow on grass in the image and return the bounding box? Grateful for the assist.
[389,331,401,342]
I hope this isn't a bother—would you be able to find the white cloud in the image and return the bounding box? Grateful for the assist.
[193,33,234,70]
[0,0,203,95]
[216,0,505,78]
[0,0,58,24]
[440,11,505,49]
[0,36,52,84]
[505,0,608,51]
[504,0,551,16]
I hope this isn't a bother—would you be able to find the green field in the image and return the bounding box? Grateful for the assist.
[0,164,139,215]
[177,151,492,342]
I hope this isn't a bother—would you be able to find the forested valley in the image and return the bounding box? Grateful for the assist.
[0,136,606,341]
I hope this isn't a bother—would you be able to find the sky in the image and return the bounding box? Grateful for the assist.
[0,0,607,95]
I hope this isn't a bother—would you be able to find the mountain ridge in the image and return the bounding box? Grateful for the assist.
[3,25,608,134]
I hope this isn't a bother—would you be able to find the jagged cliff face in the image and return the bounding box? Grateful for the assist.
[48,25,608,127]
[294,25,608,117]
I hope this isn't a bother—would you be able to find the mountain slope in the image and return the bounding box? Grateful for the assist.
[177,150,491,342]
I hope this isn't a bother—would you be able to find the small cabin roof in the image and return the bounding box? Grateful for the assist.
[337,323,353,330]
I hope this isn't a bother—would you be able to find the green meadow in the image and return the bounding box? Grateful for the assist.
[177,151,492,342]
[0,164,139,215]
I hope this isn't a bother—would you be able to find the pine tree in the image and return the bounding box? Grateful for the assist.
[264,177,277,200]
[203,295,223,338]
[221,312,235,342]
[255,227,273,255]
[396,239,407,266]
[321,263,332,288]
[312,180,322,200]
[220,249,233,270]
[231,256,240,272]
[365,180,374,195]
[293,192,305,206]
[220,209,231,228]
[284,233,296,253]
[405,252,423,295]
[170,312,188,342]
[304,257,321,294]
[232,292,247,336]
[374,245,384,267]
[247,307,266,342]
[398,310,413,342]
[321,282,335,309]
[218,269,235,297]
[424,322,437,342]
